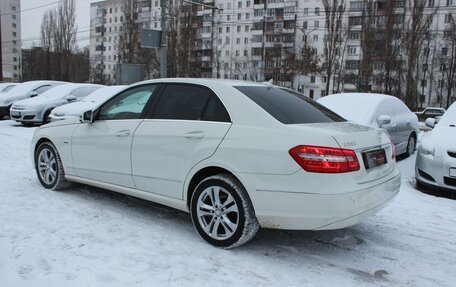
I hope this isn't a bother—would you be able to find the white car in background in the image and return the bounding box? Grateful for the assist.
[31,79,400,248]
[416,102,456,192]
[0,80,65,119]
[49,85,126,122]
[10,83,102,125]
[318,93,420,157]
[0,83,18,93]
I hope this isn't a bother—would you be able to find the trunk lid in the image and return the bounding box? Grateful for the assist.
[292,122,396,184]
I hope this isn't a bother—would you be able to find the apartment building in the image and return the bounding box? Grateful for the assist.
[0,0,21,82]
[89,0,454,105]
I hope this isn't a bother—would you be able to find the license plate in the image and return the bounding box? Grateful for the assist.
[450,168,456,178]
[10,111,20,117]
[362,149,387,170]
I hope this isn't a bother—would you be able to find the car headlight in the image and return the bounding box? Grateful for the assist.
[53,112,65,117]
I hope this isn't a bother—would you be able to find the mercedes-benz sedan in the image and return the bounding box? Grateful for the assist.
[31,79,400,248]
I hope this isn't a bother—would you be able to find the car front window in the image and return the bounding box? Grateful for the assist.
[98,85,158,120]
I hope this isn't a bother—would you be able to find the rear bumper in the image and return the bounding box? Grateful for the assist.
[244,170,401,230]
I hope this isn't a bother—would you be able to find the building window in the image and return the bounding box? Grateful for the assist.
[238,1,242,8]
[237,26,241,32]
[310,76,316,83]
[421,79,427,87]
[313,34,318,42]
[348,46,357,55]
[302,21,308,29]
[245,25,250,32]
[309,90,314,99]
[226,27,230,33]
[238,13,242,20]
[442,47,448,55]
[444,14,452,23]
[428,0,434,7]
[12,14,16,20]
[12,32,16,37]
[303,8,308,16]
[315,7,320,16]
[247,1,251,7]
[321,90,326,97]
[314,21,319,28]
[236,38,240,44]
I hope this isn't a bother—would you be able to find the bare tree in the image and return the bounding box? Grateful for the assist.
[40,10,55,79]
[403,0,435,109]
[118,0,140,64]
[284,39,321,89]
[322,0,346,94]
[439,18,456,108]
[53,0,78,81]
[359,0,376,92]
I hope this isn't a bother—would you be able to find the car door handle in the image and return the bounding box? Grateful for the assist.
[184,131,205,139]
[115,130,130,137]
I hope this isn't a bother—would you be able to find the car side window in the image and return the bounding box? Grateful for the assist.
[152,84,212,120]
[201,95,231,122]
[98,85,158,120]
[34,85,52,94]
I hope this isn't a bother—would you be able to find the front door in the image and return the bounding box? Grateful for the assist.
[71,84,160,187]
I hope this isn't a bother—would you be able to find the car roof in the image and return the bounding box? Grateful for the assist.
[130,78,267,88]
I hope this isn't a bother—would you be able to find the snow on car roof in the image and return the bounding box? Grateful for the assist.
[317,93,394,124]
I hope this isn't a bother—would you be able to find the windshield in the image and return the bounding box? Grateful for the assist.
[6,82,37,95]
[40,85,77,98]
[83,86,125,103]
[235,86,345,124]
[438,103,456,126]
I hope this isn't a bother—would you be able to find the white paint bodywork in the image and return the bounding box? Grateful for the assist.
[31,79,401,230]
[415,103,456,191]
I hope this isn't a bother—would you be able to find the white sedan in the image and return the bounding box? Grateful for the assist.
[318,93,420,157]
[49,85,127,122]
[10,83,102,125]
[416,102,456,191]
[31,79,400,248]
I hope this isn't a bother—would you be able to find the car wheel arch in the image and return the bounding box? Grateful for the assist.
[34,137,54,164]
[185,165,251,210]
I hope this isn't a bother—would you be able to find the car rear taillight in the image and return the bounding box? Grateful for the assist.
[289,145,360,173]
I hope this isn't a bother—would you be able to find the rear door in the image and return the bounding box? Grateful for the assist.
[131,83,231,199]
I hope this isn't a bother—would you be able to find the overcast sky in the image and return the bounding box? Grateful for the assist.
[21,0,102,49]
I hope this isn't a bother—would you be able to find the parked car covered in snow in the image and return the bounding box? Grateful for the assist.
[415,107,446,122]
[0,83,18,93]
[49,85,127,122]
[0,80,65,119]
[31,79,400,248]
[10,83,103,125]
[318,93,419,157]
[416,102,456,192]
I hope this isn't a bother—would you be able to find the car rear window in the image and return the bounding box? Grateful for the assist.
[234,86,345,124]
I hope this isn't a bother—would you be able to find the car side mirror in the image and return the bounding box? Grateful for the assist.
[377,115,391,127]
[30,92,39,98]
[425,117,436,128]
[80,110,94,123]
[66,95,77,102]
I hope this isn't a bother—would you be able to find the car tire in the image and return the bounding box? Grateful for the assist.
[190,174,259,248]
[405,134,416,157]
[35,141,72,190]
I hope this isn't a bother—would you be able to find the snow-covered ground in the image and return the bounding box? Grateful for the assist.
[0,120,455,287]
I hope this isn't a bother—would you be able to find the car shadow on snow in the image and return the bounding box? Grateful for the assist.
[60,182,393,283]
